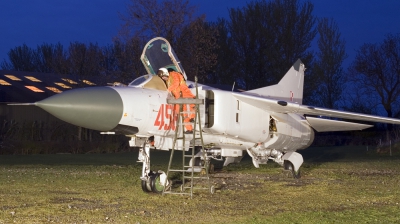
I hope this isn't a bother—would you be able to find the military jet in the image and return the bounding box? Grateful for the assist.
[26,37,400,193]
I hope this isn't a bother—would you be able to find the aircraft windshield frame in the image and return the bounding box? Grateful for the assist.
[128,74,168,91]
[128,75,152,87]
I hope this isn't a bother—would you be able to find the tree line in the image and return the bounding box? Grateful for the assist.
[2,0,400,123]
[0,40,145,86]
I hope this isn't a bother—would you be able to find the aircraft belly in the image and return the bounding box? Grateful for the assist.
[202,134,254,148]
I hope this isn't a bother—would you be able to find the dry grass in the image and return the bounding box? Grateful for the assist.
[0,147,399,223]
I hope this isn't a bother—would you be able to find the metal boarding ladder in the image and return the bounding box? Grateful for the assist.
[162,78,213,198]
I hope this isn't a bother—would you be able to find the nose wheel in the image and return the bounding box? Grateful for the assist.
[138,140,170,194]
[141,171,155,192]
[141,171,169,193]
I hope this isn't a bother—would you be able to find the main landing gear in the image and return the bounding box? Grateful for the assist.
[137,139,169,193]
[284,161,301,179]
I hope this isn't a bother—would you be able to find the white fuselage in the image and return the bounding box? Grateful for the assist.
[111,86,314,153]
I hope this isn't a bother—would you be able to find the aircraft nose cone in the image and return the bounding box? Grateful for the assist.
[36,87,123,131]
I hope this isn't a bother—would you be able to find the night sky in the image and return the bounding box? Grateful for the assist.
[1,0,399,68]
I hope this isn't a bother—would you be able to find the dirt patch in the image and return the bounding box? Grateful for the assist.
[174,169,316,191]
[47,190,81,195]
[0,203,34,211]
[49,197,98,204]
[344,169,398,177]
[49,197,120,210]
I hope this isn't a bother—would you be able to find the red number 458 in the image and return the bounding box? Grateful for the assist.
[154,104,177,130]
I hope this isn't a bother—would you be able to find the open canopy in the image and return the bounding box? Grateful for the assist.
[140,37,187,80]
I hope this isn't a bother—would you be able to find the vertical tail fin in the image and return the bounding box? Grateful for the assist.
[246,59,305,104]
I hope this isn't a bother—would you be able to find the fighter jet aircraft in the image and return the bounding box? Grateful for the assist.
[25,37,400,193]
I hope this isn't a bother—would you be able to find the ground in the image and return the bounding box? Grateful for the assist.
[0,146,399,223]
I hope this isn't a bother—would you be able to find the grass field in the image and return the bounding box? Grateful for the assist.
[0,146,399,223]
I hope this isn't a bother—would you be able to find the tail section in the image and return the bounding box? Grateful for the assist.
[246,59,305,104]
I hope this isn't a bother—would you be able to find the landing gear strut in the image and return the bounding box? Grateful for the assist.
[137,139,169,193]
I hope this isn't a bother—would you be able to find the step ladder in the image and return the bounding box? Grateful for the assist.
[162,78,213,198]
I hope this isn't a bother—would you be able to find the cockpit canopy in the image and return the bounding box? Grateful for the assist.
[140,37,187,80]
[128,37,187,91]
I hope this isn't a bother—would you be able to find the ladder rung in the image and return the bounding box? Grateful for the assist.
[168,169,203,173]
[163,191,191,196]
[183,186,210,190]
[183,165,206,168]
[181,122,195,125]
[184,167,203,172]
[183,166,205,169]
[168,169,188,172]
[183,165,203,168]
[183,176,209,179]
[166,98,204,104]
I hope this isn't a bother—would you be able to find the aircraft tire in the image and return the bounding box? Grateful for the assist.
[141,179,152,192]
[150,172,164,194]
[141,171,155,193]
[284,161,301,179]
[193,157,203,166]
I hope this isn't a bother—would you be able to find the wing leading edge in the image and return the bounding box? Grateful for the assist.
[233,92,400,131]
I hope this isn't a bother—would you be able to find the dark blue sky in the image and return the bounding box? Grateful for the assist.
[1,0,399,68]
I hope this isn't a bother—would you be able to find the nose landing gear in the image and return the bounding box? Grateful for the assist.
[138,140,169,193]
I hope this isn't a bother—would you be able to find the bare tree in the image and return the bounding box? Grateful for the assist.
[104,36,147,84]
[33,43,69,74]
[67,42,105,84]
[119,0,197,46]
[308,18,347,109]
[47,43,69,75]
[264,0,316,83]
[214,0,316,90]
[118,0,219,82]
[33,43,58,73]
[1,44,35,71]
[1,43,69,74]
[177,18,219,83]
[208,18,236,86]
[348,33,400,122]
